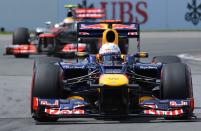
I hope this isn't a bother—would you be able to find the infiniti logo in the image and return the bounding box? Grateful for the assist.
[185,0,201,25]
[78,0,94,8]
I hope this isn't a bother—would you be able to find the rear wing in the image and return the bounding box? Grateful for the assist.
[64,4,105,19]
[75,8,105,19]
[77,22,140,38]
[77,22,141,52]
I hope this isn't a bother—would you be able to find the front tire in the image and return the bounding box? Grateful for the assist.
[32,58,61,98]
[31,57,61,122]
[161,63,193,119]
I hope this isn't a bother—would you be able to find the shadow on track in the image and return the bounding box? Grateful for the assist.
[35,115,201,125]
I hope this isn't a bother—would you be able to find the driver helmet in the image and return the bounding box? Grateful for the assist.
[98,43,122,63]
[63,17,74,24]
[99,43,121,55]
[62,17,75,29]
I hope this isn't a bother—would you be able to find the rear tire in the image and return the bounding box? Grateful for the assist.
[152,56,181,64]
[31,57,61,122]
[89,42,98,54]
[13,28,29,45]
[119,39,129,54]
[81,39,98,54]
[161,63,193,119]
[13,28,30,58]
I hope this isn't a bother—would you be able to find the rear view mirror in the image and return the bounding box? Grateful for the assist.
[45,21,52,26]
[134,52,149,58]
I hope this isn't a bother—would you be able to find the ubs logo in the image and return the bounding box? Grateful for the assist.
[77,0,148,24]
[185,0,201,25]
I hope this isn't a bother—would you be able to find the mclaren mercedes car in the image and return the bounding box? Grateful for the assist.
[4,27,37,58]
[4,5,105,58]
[31,22,194,122]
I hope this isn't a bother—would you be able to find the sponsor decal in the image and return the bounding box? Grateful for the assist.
[40,100,59,107]
[143,104,157,109]
[77,0,148,24]
[112,24,135,29]
[169,100,188,107]
[185,0,201,25]
[80,24,107,29]
[144,109,183,116]
[45,109,85,115]
[139,65,158,69]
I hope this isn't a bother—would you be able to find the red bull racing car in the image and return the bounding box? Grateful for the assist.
[31,22,194,122]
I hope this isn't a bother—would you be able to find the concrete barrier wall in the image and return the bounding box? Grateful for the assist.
[0,0,201,31]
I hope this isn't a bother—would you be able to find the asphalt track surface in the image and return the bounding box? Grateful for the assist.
[0,32,201,131]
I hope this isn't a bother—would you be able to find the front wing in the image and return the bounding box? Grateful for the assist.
[4,44,37,55]
[32,97,194,118]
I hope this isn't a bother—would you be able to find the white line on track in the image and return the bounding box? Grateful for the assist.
[178,54,201,61]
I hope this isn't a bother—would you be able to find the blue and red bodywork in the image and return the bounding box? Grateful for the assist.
[32,60,194,118]
[32,97,194,117]
[31,22,194,120]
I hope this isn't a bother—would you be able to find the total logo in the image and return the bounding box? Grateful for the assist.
[108,77,120,81]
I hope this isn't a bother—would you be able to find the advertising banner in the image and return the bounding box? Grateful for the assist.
[58,0,201,30]
[0,0,200,30]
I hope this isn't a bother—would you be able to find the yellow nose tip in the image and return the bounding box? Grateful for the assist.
[99,74,128,86]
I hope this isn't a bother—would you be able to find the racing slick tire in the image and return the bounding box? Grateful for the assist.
[13,28,30,58]
[119,38,129,54]
[31,57,61,122]
[161,63,193,119]
[152,56,181,64]
[89,41,98,54]
[81,39,98,54]
[13,27,30,45]
[87,39,98,54]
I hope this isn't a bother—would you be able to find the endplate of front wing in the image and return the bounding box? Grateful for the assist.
[140,98,194,117]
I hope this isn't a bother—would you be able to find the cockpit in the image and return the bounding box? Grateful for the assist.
[100,54,123,65]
